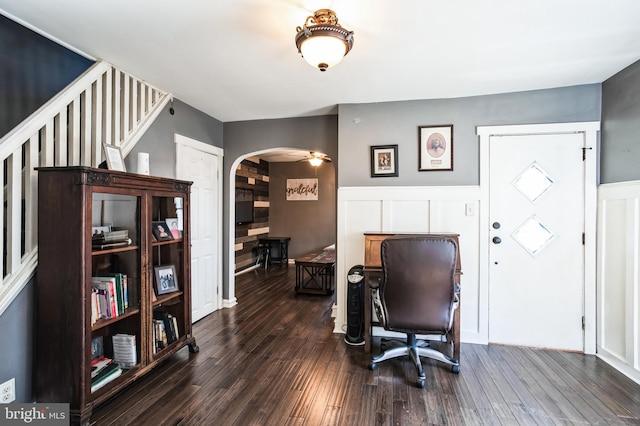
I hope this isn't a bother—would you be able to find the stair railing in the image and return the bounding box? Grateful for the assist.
[0,60,170,315]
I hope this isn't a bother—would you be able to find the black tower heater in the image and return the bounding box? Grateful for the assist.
[344,265,365,345]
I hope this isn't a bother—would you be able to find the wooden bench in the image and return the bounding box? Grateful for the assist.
[294,246,335,295]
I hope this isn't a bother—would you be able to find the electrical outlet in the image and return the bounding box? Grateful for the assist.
[0,378,15,403]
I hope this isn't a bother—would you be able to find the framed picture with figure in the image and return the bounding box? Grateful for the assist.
[370,145,399,177]
[152,221,174,242]
[419,125,453,171]
[154,265,178,295]
[165,218,181,239]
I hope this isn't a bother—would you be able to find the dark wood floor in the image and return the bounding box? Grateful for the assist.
[92,265,640,425]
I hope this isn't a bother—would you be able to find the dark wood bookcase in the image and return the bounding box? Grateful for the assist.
[34,167,198,425]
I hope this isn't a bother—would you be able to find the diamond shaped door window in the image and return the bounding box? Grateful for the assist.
[511,215,556,256]
[512,162,554,203]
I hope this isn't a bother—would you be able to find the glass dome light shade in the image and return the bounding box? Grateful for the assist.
[299,36,348,71]
[295,9,354,72]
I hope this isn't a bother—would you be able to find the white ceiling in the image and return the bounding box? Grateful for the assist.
[1,0,640,124]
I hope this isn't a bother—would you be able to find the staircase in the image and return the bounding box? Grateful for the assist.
[0,60,170,315]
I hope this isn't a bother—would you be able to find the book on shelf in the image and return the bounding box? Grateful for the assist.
[91,274,129,323]
[92,238,132,250]
[91,361,122,393]
[112,334,137,369]
[153,319,168,353]
[90,290,99,325]
[91,356,113,379]
[123,274,128,309]
[91,277,117,320]
[172,316,179,340]
[97,273,128,314]
[91,286,109,325]
[92,229,129,243]
[153,311,178,346]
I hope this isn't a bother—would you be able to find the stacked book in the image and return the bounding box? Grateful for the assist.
[92,230,132,250]
[91,357,122,393]
[112,334,137,369]
[152,311,180,353]
[91,273,129,325]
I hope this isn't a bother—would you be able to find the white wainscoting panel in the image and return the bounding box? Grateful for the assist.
[597,181,640,385]
[335,186,482,344]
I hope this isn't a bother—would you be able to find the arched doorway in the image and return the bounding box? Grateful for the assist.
[226,148,336,305]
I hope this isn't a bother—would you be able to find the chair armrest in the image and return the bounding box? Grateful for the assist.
[453,283,460,306]
[449,282,461,330]
[369,276,381,289]
[370,287,386,327]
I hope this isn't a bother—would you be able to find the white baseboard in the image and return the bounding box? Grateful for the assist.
[222,297,237,309]
[597,347,640,386]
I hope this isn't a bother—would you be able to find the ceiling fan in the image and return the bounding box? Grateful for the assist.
[301,151,332,166]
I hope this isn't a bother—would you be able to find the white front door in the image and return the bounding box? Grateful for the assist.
[488,132,585,351]
[175,134,223,323]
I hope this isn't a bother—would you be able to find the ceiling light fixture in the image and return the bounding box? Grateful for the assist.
[295,9,354,72]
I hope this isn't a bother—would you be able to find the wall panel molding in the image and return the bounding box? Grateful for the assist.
[597,180,640,385]
[336,185,483,344]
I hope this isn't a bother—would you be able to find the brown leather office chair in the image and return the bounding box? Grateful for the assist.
[368,235,460,388]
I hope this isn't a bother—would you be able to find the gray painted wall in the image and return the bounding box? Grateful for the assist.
[601,59,640,184]
[338,85,602,187]
[0,278,33,402]
[269,161,336,258]
[125,99,223,178]
[0,14,92,403]
[0,14,93,137]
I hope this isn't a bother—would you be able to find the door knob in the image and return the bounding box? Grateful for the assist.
[492,222,501,229]
[492,236,502,244]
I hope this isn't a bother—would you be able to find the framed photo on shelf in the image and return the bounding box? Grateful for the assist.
[154,264,179,295]
[91,336,104,360]
[165,218,181,239]
[370,144,399,177]
[102,143,127,172]
[152,221,174,242]
[419,125,453,171]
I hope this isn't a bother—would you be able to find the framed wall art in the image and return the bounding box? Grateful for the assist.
[370,144,398,177]
[419,125,453,171]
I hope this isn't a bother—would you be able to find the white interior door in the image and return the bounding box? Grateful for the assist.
[488,132,585,351]
[175,135,223,323]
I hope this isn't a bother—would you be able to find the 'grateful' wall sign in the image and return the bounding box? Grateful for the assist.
[286,178,318,201]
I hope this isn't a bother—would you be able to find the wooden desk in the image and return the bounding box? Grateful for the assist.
[363,233,461,362]
[258,236,291,265]
[295,249,336,295]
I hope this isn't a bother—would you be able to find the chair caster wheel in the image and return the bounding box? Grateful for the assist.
[368,362,377,370]
[417,379,425,388]
[451,364,460,374]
